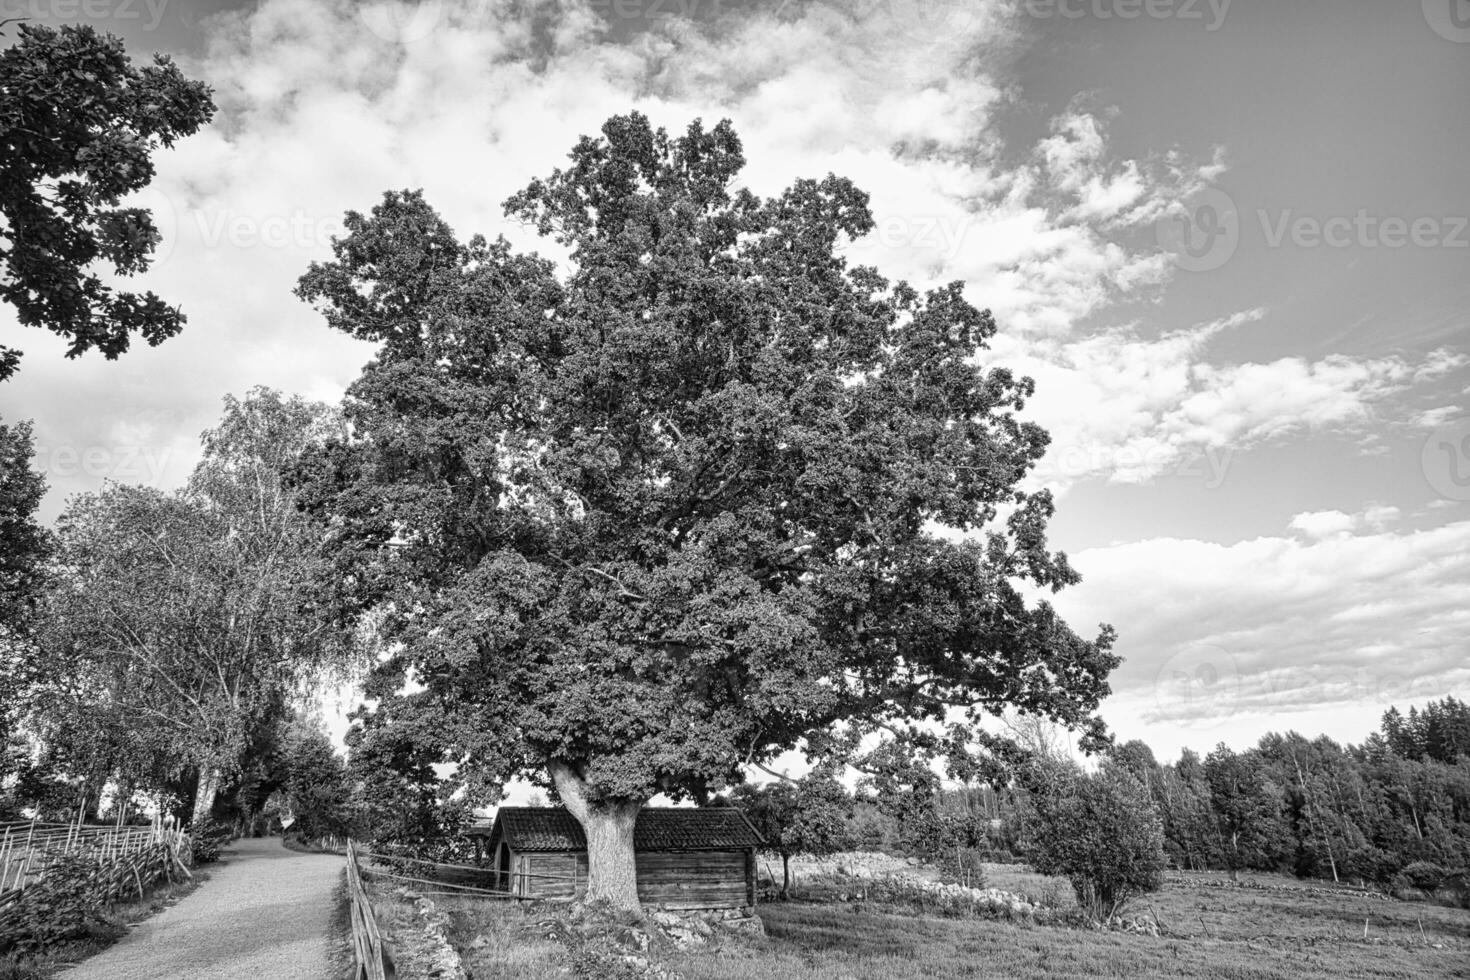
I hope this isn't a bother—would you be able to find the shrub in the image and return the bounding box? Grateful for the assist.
[1402,860,1447,892]
[1441,869,1470,909]
[189,820,233,865]
[0,856,116,955]
[1344,845,1396,885]
[1025,767,1167,925]
[935,846,988,889]
[0,957,45,980]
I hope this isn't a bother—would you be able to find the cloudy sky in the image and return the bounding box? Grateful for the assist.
[2,0,1467,762]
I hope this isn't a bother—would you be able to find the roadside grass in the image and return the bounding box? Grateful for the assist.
[0,872,206,980]
[436,894,573,979]
[652,867,1470,980]
[361,877,435,978]
[360,874,543,978]
[326,868,356,980]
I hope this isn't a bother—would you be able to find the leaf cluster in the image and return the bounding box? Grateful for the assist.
[0,24,215,379]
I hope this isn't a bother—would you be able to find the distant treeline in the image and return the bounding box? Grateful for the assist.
[844,697,1470,894]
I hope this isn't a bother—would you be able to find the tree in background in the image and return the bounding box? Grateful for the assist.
[1025,764,1167,924]
[1203,745,1287,878]
[0,420,52,756]
[294,112,1118,909]
[345,706,471,860]
[857,737,945,850]
[33,390,339,825]
[1152,749,1222,871]
[1381,699,1470,764]
[0,25,214,381]
[272,714,353,842]
[730,773,853,896]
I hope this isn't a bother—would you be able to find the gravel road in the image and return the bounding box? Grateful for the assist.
[60,837,343,980]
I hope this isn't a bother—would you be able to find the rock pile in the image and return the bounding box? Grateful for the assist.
[786,850,921,880]
[649,906,765,946]
[860,873,1039,917]
[398,888,469,980]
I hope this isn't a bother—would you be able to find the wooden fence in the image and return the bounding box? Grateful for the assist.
[346,839,395,980]
[0,817,176,898]
[353,847,577,900]
[0,818,192,952]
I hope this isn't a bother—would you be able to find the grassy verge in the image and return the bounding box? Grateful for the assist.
[0,872,207,980]
[436,894,573,980]
[325,868,356,980]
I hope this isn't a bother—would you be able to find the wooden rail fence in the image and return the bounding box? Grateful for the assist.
[354,848,578,900]
[346,839,396,980]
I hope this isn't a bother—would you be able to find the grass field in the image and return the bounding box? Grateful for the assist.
[437,894,572,980]
[429,862,1470,980]
[652,866,1470,980]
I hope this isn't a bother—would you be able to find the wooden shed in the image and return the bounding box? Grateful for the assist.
[467,806,764,909]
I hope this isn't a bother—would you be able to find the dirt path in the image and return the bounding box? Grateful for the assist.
[60,837,343,980]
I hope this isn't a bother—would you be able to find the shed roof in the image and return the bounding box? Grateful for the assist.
[471,806,764,853]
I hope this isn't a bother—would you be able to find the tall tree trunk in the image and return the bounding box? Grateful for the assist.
[781,852,791,897]
[549,761,643,912]
[191,767,221,827]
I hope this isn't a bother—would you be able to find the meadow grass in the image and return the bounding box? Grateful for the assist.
[654,867,1470,980]
[435,894,574,980]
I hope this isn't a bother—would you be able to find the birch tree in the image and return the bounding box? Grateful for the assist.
[38,390,339,824]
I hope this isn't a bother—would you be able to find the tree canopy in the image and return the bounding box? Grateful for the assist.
[730,773,853,895]
[35,389,339,824]
[295,112,1117,907]
[0,24,215,381]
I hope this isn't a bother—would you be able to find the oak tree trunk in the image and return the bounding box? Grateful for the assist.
[549,761,643,912]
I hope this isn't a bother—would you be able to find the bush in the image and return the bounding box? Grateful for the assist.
[189,820,233,865]
[1344,845,1396,885]
[935,846,988,889]
[1025,767,1167,925]
[0,957,46,980]
[0,856,108,954]
[1403,860,1447,892]
[1441,869,1470,909]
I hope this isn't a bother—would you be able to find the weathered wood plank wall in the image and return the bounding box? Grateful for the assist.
[511,849,751,908]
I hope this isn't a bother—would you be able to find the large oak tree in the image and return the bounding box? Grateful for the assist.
[296,113,1118,909]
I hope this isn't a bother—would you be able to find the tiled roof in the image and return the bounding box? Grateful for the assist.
[473,806,764,853]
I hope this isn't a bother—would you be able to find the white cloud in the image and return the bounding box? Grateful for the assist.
[1054,517,1470,743]
[1011,319,1467,491]
[0,0,1459,528]
[1288,510,1356,539]
[1288,505,1402,540]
